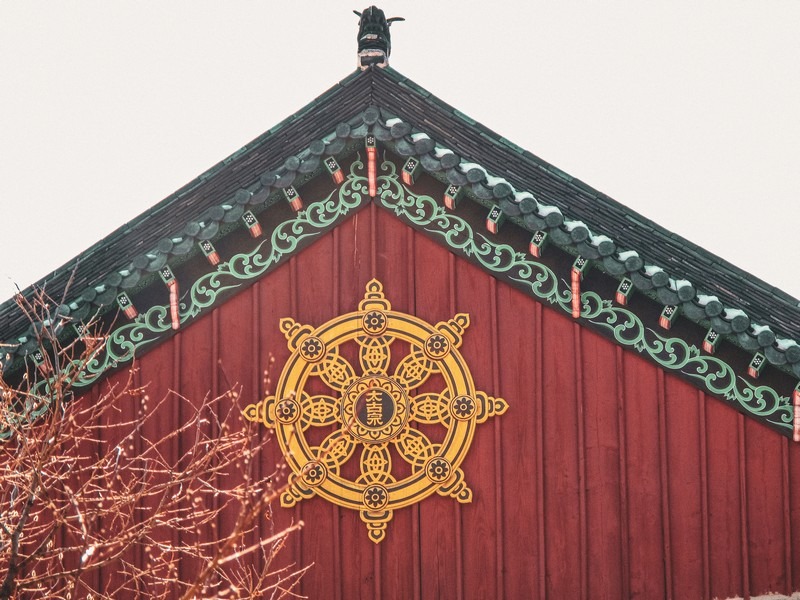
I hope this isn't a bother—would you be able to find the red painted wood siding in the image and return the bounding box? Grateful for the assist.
[106,203,800,599]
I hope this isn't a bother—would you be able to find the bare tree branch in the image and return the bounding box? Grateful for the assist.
[0,289,308,599]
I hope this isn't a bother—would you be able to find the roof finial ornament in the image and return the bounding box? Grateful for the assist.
[354,6,404,70]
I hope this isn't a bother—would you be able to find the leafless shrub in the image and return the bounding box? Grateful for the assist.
[0,288,308,599]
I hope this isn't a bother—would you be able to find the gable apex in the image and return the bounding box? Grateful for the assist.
[2,64,799,438]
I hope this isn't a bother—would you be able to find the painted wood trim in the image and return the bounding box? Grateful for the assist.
[373,161,794,437]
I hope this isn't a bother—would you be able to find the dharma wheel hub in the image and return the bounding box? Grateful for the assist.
[342,376,408,443]
[244,279,508,543]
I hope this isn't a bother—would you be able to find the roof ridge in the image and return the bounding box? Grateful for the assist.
[3,64,798,396]
[0,69,375,347]
[370,68,800,326]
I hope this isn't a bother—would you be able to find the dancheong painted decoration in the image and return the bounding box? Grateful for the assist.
[244,279,508,543]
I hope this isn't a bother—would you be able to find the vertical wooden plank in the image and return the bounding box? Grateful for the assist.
[791,438,800,592]
[413,232,459,600]
[335,206,379,600]
[370,205,382,600]
[739,415,751,597]
[783,438,792,595]
[329,227,343,600]
[372,204,419,600]
[656,370,673,600]
[745,417,787,595]
[615,347,630,600]
[253,263,301,588]
[489,278,504,600]
[622,352,666,598]
[72,385,102,594]
[114,347,175,596]
[216,285,257,592]
[698,391,711,600]
[287,257,304,577]
[536,303,547,600]
[497,283,539,598]
[541,308,580,598]
[171,336,184,595]
[249,278,265,583]
[176,308,215,589]
[574,324,588,600]
[705,394,744,597]
[95,367,141,596]
[450,254,465,600]
[580,328,623,599]
[454,258,497,600]
[664,375,703,599]
[291,232,338,600]
[405,220,423,600]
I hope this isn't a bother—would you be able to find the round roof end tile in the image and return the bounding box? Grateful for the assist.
[651,271,670,288]
[624,255,644,272]
[570,226,589,243]
[597,240,616,257]
[363,106,380,125]
[544,211,563,228]
[466,168,485,184]
[676,284,696,302]
[704,300,724,318]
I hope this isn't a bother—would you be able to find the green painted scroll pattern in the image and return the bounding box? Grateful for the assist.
[13,158,791,435]
[376,162,792,431]
[376,160,572,310]
[28,161,369,399]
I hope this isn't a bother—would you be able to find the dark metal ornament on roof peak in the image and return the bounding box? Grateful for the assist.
[354,6,404,70]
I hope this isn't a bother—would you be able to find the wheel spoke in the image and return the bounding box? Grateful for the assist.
[358,334,392,375]
[314,428,357,474]
[299,393,340,428]
[393,346,437,389]
[312,347,357,392]
[409,391,451,425]
[393,427,438,472]
[356,443,394,485]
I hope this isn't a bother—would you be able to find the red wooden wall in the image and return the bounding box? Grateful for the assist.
[102,203,800,599]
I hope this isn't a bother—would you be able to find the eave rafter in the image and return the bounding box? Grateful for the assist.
[366,109,800,380]
[2,67,798,439]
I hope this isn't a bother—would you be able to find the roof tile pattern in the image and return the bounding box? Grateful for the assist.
[2,66,799,380]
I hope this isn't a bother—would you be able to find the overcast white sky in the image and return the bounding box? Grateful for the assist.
[1,2,799,308]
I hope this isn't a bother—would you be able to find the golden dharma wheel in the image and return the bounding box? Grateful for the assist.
[244,279,507,543]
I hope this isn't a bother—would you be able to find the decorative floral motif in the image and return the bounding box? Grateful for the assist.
[425,457,452,483]
[275,398,299,424]
[450,395,477,421]
[424,334,450,360]
[302,461,327,486]
[363,484,389,510]
[299,336,325,362]
[362,310,387,335]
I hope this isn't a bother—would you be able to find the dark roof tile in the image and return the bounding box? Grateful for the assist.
[3,65,799,379]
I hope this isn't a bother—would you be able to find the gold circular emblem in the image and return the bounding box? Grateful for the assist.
[361,310,388,336]
[449,395,477,421]
[423,333,450,360]
[244,279,508,544]
[425,456,452,483]
[298,336,325,362]
[362,484,389,510]
[302,461,327,487]
[274,397,300,424]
